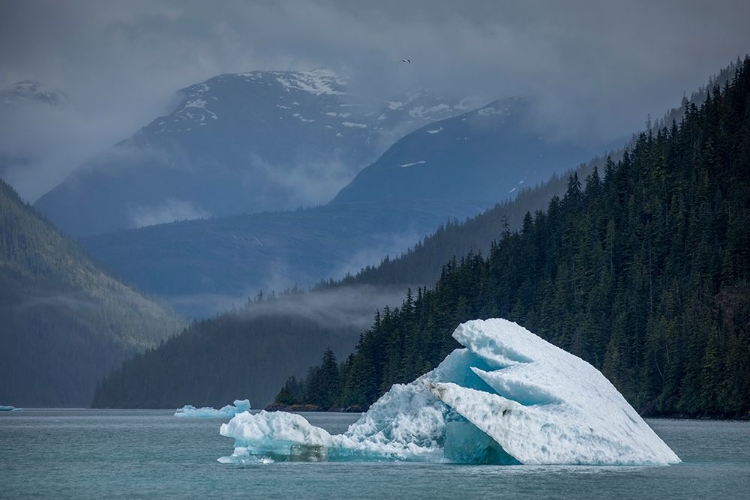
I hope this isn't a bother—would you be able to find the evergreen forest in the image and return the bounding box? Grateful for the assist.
[278,58,750,418]
[0,179,182,407]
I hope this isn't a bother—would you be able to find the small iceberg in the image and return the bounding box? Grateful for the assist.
[0,405,21,412]
[220,319,680,465]
[175,399,250,419]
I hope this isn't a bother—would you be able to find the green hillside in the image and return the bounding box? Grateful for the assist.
[90,287,399,409]
[92,59,749,415]
[0,180,184,407]
[282,58,750,418]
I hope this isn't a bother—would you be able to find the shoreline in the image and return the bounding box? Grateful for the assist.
[7,406,748,421]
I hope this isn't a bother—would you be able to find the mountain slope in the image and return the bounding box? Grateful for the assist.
[328,60,747,290]
[284,58,750,417]
[90,286,405,409]
[79,98,599,317]
[0,179,184,407]
[81,199,486,317]
[332,97,592,205]
[91,59,750,414]
[34,70,467,236]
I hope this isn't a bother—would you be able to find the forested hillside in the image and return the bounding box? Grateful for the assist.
[81,199,484,318]
[92,59,747,412]
[0,180,183,407]
[91,286,405,408]
[326,59,745,290]
[282,58,750,418]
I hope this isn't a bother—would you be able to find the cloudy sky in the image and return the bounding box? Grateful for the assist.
[1,0,749,201]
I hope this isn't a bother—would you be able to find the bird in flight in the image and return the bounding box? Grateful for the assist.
[402,59,411,63]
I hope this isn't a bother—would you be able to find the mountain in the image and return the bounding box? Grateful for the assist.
[279,58,750,417]
[329,60,748,290]
[0,179,184,407]
[81,199,486,318]
[332,97,593,205]
[93,58,750,417]
[33,69,468,236]
[85,120,611,406]
[90,285,406,409]
[78,97,598,317]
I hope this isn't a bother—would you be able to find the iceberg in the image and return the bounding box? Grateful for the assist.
[220,319,680,465]
[175,399,251,419]
[0,405,21,412]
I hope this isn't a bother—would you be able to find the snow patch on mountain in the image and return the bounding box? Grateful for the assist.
[409,104,452,118]
[274,69,346,96]
[400,161,427,168]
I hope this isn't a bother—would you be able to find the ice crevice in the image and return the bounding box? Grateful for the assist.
[219,319,680,465]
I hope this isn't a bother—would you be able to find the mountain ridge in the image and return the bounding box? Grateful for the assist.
[33,69,471,236]
[0,179,184,407]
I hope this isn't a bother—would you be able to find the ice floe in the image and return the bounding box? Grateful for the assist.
[219,319,679,465]
[175,399,251,419]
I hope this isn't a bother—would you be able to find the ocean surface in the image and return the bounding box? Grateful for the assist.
[1,410,749,499]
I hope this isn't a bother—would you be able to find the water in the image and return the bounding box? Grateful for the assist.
[1,410,749,499]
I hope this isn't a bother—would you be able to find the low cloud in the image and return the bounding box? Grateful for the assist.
[248,153,358,210]
[164,284,412,327]
[128,199,211,228]
[240,284,414,331]
[331,229,425,281]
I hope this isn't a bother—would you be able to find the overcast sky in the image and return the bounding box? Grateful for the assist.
[1,0,749,201]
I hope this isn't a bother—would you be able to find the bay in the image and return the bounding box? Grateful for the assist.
[1,410,748,499]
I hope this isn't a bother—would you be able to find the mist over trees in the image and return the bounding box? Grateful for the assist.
[90,287,404,408]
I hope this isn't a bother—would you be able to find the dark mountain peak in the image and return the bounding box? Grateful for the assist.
[332,95,590,206]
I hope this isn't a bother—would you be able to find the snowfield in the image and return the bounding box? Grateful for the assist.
[219,319,680,465]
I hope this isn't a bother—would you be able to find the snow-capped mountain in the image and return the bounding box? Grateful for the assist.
[77,98,597,318]
[34,69,468,236]
[333,97,593,206]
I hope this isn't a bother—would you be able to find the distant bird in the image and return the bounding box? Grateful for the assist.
[401,59,411,63]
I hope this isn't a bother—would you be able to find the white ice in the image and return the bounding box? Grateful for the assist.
[219,319,680,465]
[175,399,250,419]
[399,161,427,168]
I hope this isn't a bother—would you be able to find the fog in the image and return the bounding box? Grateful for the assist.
[167,284,411,330]
[1,0,748,201]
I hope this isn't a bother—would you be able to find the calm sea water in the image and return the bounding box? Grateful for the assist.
[1,410,748,499]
